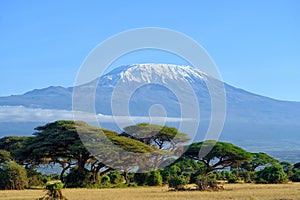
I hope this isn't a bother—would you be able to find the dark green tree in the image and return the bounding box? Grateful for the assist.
[145,170,163,186]
[183,141,252,190]
[290,170,300,182]
[280,161,294,178]
[0,136,32,163]
[255,164,287,183]
[20,120,161,185]
[122,124,189,168]
[184,141,252,175]
[0,150,11,164]
[123,124,189,150]
[0,161,28,190]
[19,120,92,182]
[240,152,278,171]
[294,162,300,170]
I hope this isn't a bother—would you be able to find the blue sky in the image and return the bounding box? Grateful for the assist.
[1,0,299,101]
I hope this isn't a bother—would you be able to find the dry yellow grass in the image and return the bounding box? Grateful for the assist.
[0,183,299,200]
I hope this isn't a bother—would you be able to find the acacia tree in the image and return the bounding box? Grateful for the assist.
[20,120,161,184]
[19,121,98,182]
[122,124,189,168]
[240,152,278,171]
[184,141,252,175]
[79,123,162,183]
[183,140,252,189]
[0,136,32,163]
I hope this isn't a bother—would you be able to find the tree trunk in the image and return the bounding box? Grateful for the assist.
[123,171,129,184]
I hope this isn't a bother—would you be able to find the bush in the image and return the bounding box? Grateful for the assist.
[0,161,28,190]
[64,168,93,188]
[100,175,111,187]
[145,171,162,186]
[39,182,68,200]
[291,170,300,182]
[255,164,288,184]
[26,167,44,187]
[196,173,218,190]
[127,182,138,187]
[227,175,238,183]
[168,175,188,190]
[134,172,150,186]
[108,171,124,184]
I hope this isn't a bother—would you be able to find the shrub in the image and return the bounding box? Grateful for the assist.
[145,171,163,186]
[127,182,138,187]
[134,172,150,186]
[26,167,44,187]
[168,175,188,190]
[196,173,218,190]
[255,164,288,184]
[227,175,238,183]
[64,168,93,188]
[108,171,124,184]
[0,161,28,190]
[291,170,300,182]
[39,182,68,200]
[100,175,111,187]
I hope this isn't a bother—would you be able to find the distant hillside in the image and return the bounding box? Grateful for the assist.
[0,64,299,163]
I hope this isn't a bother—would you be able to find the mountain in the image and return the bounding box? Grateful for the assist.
[0,64,299,163]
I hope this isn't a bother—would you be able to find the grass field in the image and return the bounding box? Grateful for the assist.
[0,183,299,200]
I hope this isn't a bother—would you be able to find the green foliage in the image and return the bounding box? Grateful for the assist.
[255,164,288,184]
[168,175,188,189]
[280,161,294,178]
[145,170,163,186]
[100,175,111,187]
[0,150,11,163]
[64,168,93,188]
[227,175,238,183]
[184,141,252,175]
[39,182,68,200]
[196,173,218,190]
[26,167,44,187]
[241,152,278,171]
[214,171,238,183]
[123,123,189,149]
[0,136,32,162]
[294,162,300,170]
[290,170,300,182]
[127,182,138,187]
[108,171,124,184]
[133,172,150,186]
[0,161,28,190]
[20,120,160,185]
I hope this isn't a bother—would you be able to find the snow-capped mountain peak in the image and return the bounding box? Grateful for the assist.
[100,64,208,85]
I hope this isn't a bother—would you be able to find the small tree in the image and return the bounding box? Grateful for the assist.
[64,168,93,188]
[100,175,111,187]
[145,170,163,186]
[39,182,67,200]
[255,164,287,184]
[108,171,124,184]
[0,161,28,190]
[291,170,300,182]
[168,175,188,190]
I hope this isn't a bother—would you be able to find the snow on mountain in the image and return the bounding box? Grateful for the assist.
[0,63,300,163]
[100,64,208,85]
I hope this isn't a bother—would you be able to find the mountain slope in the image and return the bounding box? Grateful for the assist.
[0,64,299,163]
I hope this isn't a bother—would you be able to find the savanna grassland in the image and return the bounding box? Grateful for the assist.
[0,183,299,200]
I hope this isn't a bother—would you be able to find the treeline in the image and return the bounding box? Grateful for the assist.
[0,120,300,191]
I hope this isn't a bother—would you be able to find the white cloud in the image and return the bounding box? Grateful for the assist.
[0,106,191,125]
